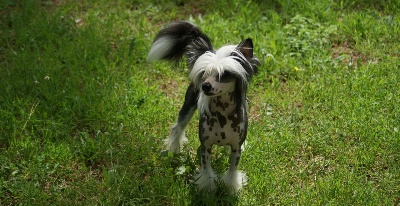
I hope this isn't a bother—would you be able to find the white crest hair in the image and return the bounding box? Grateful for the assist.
[189,45,249,88]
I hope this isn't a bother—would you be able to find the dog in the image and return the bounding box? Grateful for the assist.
[147,21,260,194]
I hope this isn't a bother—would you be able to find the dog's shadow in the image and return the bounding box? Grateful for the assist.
[162,149,240,206]
[188,180,240,206]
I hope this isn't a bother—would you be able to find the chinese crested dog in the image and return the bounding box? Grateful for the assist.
[147,21,260,194]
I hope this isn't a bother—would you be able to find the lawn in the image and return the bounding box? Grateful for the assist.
[0,0,399,205]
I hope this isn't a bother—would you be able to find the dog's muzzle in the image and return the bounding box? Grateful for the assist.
[201,82,212,95]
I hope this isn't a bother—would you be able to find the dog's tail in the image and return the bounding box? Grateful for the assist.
[146,21,213,68]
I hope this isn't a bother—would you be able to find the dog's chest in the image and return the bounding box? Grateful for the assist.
[199,94,245,146]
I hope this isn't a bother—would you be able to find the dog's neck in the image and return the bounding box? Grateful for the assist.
[208,92,238,115]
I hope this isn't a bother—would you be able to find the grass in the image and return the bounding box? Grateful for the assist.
[0,0,399,205]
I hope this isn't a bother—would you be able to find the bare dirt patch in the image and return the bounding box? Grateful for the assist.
[332,41,369,68]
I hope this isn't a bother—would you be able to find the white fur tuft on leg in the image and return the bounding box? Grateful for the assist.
[193,168,217,191]
[164,123,188,153]
[222,170,248,194]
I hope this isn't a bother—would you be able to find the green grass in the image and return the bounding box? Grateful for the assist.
[1,0,399,205]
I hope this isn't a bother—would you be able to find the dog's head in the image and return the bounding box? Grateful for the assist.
[190,38,259,97]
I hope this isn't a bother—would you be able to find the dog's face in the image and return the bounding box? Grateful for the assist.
[190,45,248,97]
[201,72,236,96]
[190,39,259,98]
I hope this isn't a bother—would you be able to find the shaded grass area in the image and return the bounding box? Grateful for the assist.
[0,0,399,205]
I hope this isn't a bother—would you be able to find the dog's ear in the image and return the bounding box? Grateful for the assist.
[236,38,254,60]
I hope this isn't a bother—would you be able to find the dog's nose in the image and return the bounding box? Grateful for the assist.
[201,82,212,93]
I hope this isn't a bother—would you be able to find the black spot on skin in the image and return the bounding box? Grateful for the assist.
[203,113,217,128]
[215,96,225,111]
[209,127,212,131]
[202,136,209,141]
[199,116,206,138]
[216,112,227,128]
[235,156,240,166]
[217,140,220,143]
[202,154,206,165]
[210,111,216,117]
[207,148,212,154]
[221,132,226,139]
[209,118,217,127]
[232,149,237,153]
[215,133,218,136]
[228,112,242,129]
[233,127,238,132]
[212,119,217,126]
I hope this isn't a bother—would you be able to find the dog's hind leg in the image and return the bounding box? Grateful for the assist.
[164,84,198,153]
[222,145,247,194]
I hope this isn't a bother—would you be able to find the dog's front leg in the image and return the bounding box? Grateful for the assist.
[222,144,248,194]
[164,84,198,153]
[194,144,216,191]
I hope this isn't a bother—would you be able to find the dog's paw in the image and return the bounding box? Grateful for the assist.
[222,170,247,194]
[193,169,217,191]
[164,124,188,153]
[163,136,187,153]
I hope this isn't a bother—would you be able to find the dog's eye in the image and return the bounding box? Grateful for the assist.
[200,71,207,80]
[221,72,232,79]
[218,72,234,83]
